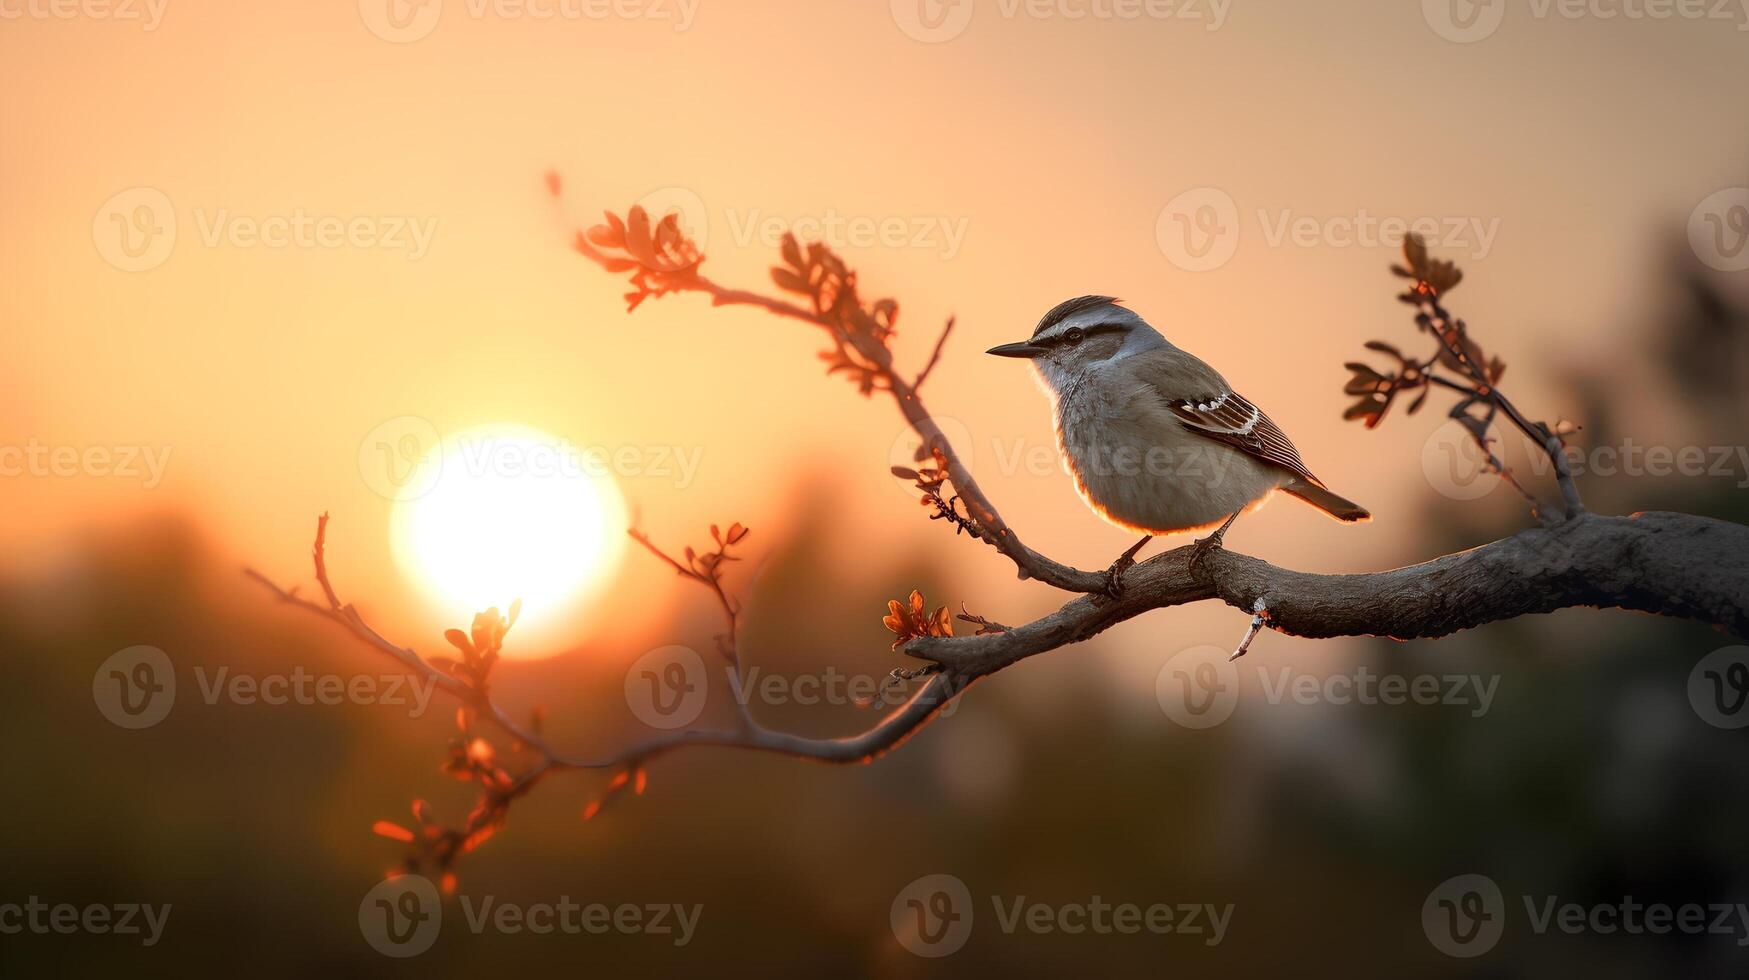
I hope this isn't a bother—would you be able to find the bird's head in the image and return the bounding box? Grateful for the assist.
[987,295,1162,391]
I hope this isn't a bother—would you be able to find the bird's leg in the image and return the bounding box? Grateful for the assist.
[1190,511,1240,575]
[1102,534,1153,598]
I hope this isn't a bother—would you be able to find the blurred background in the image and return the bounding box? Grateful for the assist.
[4,0,1749,974]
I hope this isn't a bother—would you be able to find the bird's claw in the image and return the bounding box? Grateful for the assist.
[1189,532,1227,578]
[1100,534,1152,599]
[1189,513,1238,578]
[1102,557,1136,599]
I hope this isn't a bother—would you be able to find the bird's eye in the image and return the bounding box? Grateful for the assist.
[1065,328,1084,345]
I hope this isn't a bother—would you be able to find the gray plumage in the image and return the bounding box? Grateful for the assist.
[990,297,1369,535]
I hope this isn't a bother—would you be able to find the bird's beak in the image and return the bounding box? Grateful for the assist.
[986,340,1047,359]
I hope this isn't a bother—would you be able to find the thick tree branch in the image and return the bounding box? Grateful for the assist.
[909,510,1749,675]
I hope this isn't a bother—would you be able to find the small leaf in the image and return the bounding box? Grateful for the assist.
[1344,397,1383,421]
[372,820,415,843]
[771,268,810,294]
[626,206,653,248]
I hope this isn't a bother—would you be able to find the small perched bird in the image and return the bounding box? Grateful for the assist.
[988,296,1369,590]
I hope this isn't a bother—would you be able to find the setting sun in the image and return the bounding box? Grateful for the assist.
[389,424,628,659]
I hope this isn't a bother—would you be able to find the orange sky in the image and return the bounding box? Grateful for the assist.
[4,0,1747,660]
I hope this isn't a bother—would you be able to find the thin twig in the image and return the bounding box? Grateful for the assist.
[913,315,955,390]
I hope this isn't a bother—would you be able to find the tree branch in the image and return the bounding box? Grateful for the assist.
[247,194,1749,883]
[910,510,1749,676]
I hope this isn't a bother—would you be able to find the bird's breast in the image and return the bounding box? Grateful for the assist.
[1052,392,1283,535]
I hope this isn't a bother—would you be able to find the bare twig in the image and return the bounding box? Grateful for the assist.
[913,315,955,390]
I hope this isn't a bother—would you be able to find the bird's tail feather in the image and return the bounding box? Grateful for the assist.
[1282,479,1371,523]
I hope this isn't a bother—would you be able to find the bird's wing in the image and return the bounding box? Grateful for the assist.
[1164,391,1324,487]
[1127,352,1325,487]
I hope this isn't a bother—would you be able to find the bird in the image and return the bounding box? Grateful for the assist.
[987,295,1369,593]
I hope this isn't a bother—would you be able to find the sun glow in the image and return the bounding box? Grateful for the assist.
[390,424,628,660]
